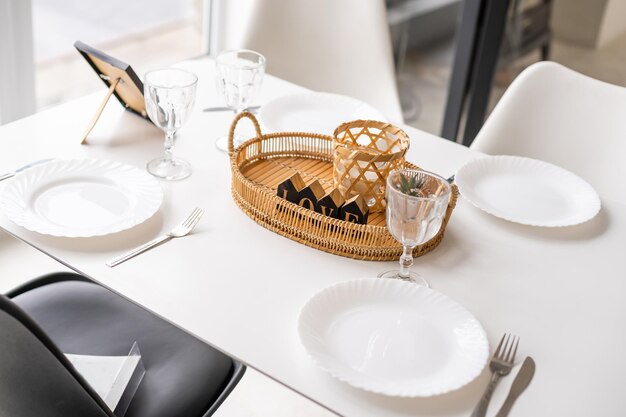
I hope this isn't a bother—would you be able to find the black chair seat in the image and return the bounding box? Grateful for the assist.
[8,272,244,417]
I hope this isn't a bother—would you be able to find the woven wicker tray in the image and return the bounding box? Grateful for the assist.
[228,112,458,261]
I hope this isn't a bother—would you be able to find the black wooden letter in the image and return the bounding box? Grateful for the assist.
[339,195,369,224]
[315,188,345,219]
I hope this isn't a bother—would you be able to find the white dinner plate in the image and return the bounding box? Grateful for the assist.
[298,278,489,397]
[0,159,163,237]
[455,155,601,227]
[259,92,386,134]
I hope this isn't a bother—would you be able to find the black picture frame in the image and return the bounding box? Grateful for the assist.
[74,40,149,121]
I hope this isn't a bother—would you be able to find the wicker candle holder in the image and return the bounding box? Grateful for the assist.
[333,120,410,212]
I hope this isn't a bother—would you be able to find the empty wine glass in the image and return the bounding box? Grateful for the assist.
[214,49,266,152]
[144,68,198,180]
[379,169,451,287]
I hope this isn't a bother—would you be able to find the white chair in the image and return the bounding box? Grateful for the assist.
[239,0,404,123]
[471,61,626,198]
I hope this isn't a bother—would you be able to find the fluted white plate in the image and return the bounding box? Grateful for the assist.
[259,92,386,134]
[0,159,163,237]
[298,278,488,397]
[456,155,601,227]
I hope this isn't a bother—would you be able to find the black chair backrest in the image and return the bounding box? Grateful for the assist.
[0,294,114,417]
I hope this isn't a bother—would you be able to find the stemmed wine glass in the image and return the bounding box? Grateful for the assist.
[144,68,198,180]
[214,49,266,152]
[379,169,451,287]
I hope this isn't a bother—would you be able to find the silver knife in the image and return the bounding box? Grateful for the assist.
[0,158,54,182]
[202,105,260,113]
[495,356,535,417]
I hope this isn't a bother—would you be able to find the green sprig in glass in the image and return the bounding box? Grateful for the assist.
[398,173,426,197]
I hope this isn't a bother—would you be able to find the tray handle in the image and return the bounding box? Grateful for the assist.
[228,111,263,155]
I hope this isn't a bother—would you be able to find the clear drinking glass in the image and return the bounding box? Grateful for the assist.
[379,169,451,287]
[144,68,198,180]
[214,49,266,152]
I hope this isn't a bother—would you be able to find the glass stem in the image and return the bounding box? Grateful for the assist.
[399,245,414,279]
[164,131,176,162]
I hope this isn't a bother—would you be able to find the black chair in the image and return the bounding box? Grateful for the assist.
[1,272,245,417]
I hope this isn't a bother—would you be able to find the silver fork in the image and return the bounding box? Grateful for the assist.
[470,334,519,417]
[106,208,204,267]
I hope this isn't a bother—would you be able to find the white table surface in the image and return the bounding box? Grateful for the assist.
[1,57,625,417]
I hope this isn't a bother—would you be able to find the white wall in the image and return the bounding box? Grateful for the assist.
[205,0,258,55]
[598,0,626,47]
[552,0,626,49]
[0,0,36,124]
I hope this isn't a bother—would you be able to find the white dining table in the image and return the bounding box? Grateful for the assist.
[1,56,625,417]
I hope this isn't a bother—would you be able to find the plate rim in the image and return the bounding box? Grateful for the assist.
[259,91,386,133]
[455,154,601,227]
[0,158,163,237]
[297,277,489,397]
